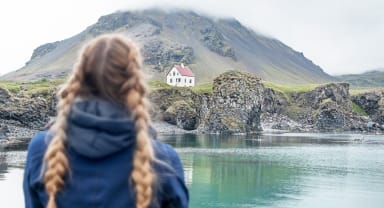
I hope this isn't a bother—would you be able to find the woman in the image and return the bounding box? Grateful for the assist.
[23,34,189,208]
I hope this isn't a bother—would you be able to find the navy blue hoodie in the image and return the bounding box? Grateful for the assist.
[23,99,189,208]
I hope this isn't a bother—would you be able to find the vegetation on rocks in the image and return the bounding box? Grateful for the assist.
[1,71,383,136]
[0,78,64,97]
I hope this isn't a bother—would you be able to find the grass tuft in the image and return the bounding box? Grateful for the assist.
[352,102,368,116]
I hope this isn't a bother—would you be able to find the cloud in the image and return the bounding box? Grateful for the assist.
[0,0,383,75]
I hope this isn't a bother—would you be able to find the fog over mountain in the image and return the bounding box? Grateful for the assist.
[1,9,335,84]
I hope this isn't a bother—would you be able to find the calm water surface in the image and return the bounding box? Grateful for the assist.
[1,132,383,208]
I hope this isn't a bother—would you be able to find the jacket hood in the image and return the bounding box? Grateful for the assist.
[66,99,136,158]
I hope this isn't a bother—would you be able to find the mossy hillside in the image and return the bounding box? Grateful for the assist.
[0,78,65,97]
[190,83,213,94]
[0,78,211,97]
[349,87,384,96]
[148,80,213,95]
[263,81,319,101]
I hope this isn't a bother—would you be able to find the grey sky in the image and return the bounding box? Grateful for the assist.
[0,0,383,75]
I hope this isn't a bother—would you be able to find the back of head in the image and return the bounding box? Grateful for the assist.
[43,34,155,208]
[77,34,145,103]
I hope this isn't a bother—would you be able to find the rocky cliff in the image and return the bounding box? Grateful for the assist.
[0,87,56,139]
[1,72,383,138]
[148,72,383,133]
[352,92,384,125]
[198,71,263,133]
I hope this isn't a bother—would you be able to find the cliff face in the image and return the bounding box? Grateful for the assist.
[352,92,384,125]
[148,71,265,134]
[1,72,383,137]
[150,72,383,133]
[0,87,56,139]
[198,71,264,133]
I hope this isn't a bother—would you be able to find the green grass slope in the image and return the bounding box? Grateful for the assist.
[336,69,384,88]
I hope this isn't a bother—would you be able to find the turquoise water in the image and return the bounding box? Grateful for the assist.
[1,132,384,207]
[160,133,384,208]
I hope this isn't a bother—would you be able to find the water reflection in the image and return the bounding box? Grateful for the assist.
[0,153,7,181]
[159,133,384,208]
[161,134,304,207]
[0,133,383,208]
[0,151,26,208]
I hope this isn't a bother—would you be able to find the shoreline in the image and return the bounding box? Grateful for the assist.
[1,120,383,151]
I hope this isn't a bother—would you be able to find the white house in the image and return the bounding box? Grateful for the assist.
[166,64,195,87]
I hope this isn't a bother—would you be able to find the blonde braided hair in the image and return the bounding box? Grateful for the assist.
[43,34,156,208]
[44,64,83,208]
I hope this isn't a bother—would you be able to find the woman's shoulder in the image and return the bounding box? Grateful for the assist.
[26,131,50,164]
[153,141,181,164]
[152,140,185,179]
[152,140,189,206]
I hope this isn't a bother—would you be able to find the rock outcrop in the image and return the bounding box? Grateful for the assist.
[352,92,384,124]
[315,101,347,130]
[295,83,353,131]
[200,27,236,60]
[142,40,194,71]
[163,100,198,130]
[30,41,60,61]
[296,83,351,110]
[149,71,264,133]
[261,82,382,132]
[149,87,200,130]
[198,71,263,133]
[0,86,56,139]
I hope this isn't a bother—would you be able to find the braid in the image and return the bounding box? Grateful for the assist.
[43,64,83,208]
[121,52,155,208]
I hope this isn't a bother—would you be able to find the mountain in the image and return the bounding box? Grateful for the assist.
[1,9,335,84]
[336,68,384,88]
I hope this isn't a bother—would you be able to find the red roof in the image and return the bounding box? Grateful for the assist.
[173,65,194,77]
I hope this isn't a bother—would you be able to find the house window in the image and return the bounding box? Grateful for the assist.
[173,72,175,76]
[184,78,186,83]
[189,79,192,83]
[170,78,172,83]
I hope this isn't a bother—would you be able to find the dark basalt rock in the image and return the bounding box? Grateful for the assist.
[352,91,384,124]
[200,26,236,60]
[164,100,198,130]
[29,41,60,61]
[199,71,263,134]
[315,102,346,131]
[142,40,194,71]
